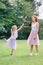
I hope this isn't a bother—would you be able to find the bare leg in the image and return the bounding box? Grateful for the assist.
[35,45,38,55]
[10,49,14,55]
[30,45,33,56]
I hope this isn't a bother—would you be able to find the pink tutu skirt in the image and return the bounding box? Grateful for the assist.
[7,38,16,50]
[27,30,39,45]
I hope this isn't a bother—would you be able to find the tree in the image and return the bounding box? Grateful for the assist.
[0,0,34,39]
[39,20,43,39]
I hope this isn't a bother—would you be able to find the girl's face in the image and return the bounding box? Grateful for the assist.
[14,27,17,31]
[12,25,17,31]
[32,16,35,23]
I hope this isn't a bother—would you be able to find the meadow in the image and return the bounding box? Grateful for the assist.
[0,40,43,65]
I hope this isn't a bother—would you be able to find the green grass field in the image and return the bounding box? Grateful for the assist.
[0,40,43,65]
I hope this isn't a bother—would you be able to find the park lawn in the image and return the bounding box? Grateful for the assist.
[0,40,43,65]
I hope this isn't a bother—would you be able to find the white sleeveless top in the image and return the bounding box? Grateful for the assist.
[13,30,18,39]
[31,23,37,31]
[11,30,18,39]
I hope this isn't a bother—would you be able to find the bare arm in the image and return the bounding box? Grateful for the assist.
[17,23,24,31]
[36,22,39,33]
[34,23,39,39]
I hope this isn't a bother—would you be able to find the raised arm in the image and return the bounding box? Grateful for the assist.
[17,23,24,31]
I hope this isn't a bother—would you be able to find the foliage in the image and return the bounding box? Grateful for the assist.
[0,0,43,39]
[0,0,34,39]
[25,0,33,2]
[39,20,43,39]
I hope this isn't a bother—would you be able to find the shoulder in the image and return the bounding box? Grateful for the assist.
[36,22,39,25]
[14,30,18,33]
[36,22,39,27]
[16,30,18,32]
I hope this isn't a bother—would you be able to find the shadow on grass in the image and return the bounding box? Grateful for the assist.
[0,54,40,60]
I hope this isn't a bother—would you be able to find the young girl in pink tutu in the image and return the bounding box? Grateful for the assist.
[7,23,24,55]
[27,15,39,56]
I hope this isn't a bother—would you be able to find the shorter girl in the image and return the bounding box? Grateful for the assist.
[7,23,24,55]
[27,15,39,56]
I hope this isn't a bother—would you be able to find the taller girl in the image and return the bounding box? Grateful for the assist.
[27,15,39,56]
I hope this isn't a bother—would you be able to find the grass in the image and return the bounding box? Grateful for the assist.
[0,40,43,65]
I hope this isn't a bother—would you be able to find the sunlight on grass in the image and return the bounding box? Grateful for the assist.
[0,40,43,65]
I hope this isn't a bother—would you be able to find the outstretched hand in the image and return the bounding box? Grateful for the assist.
[17,23,24,31]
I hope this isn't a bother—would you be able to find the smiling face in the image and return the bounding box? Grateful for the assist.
[32,16,35,23]
[12,25,17,31]
[32,15,38,23]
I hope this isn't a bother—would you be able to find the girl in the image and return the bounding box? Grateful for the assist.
[7,23,24,55]
[27,15,39,56]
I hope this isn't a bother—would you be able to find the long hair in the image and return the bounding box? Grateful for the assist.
[32,15,39,22]
[34,16,38,22]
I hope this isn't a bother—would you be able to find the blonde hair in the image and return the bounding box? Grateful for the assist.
[11,25,17,31]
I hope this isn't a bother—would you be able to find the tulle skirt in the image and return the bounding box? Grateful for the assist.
[7,38,16,50]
